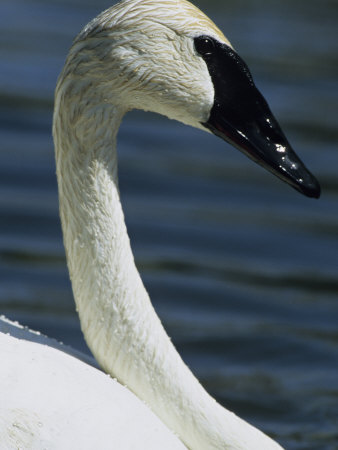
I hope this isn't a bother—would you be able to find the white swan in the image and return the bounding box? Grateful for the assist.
[1,0,320,449]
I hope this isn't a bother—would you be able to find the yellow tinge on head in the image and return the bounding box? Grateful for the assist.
[80,0,231,46]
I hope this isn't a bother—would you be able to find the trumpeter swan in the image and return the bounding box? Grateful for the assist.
[1,0,320,448]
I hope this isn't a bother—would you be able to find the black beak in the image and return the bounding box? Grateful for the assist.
[203,94,321,198]
[195,36,320,198]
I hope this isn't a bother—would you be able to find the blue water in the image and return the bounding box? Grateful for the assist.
[1,0,338,448]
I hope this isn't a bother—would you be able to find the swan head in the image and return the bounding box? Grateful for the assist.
[64,0,320,198]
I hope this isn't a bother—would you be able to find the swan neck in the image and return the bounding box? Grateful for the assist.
[53,80,283,450]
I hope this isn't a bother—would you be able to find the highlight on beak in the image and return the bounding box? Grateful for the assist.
[195,35,321,198]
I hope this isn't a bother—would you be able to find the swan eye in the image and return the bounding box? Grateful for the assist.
[194,36,215,57]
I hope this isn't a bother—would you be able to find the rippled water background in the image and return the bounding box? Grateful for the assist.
[1,0,338,448]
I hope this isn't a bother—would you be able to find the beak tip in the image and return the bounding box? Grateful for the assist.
[299,175,321,199]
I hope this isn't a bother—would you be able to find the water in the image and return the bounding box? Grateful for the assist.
[1,0,338,448]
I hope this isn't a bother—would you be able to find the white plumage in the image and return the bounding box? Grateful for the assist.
[1,0,286,448]
[0,320,185,449]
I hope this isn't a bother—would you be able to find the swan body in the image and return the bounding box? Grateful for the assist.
[2,0,320,448]
[0,318,185,449]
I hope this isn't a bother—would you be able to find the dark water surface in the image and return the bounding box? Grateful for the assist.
[1,0,338,448]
